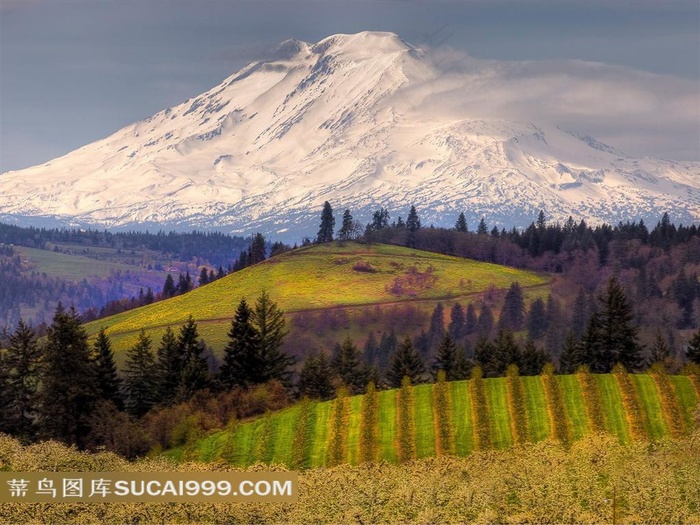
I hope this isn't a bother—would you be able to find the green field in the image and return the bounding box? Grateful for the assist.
[85,242,549,354]
[173,372,699,468]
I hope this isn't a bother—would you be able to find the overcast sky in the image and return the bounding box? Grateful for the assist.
[1,0,699,172]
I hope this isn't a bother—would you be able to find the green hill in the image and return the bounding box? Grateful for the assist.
[86,242,549,354]
[170,368,700,468]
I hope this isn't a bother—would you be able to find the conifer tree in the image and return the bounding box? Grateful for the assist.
[526,297,548,340]
[250,233,267,264]
[465,302,478,336]
[252,292,294,385]
[162,274,177,298]
[93,328,123,410]
[3,320,41,440]
[338,209,355,242]
[317,201,335,244]
[600,276,643,371]
[363,331,379,368]
[406,205,421,248]
[558,331,583,374]
[433,332,469,381]
[155,327,181,405]
[571,288,589,340]
[386,336,426,388]
[473,336,497,377]
[428,302,445,349]
[448,302,466,340]
[492,329,522,376]
[649,330,671,368]
[198,267,209,286]
[455,212,468,232]
[498,282,525,331]
[177,316,210,400]
[330,336,369,394]
[477,217,488,235]
[476,304,494,339]
[220,298,260,388]
[298,352,334,400]
[38,304,98,447]
[520,339,551,376]
[123,330,158,418]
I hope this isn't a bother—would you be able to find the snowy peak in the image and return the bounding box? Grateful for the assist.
[0,32,698,238]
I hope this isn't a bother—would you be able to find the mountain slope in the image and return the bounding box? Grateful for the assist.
[2,31,698,238]
[84,242,548,354]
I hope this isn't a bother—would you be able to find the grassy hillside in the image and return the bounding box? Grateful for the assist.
[171,370,699,468]
[86,242,548,354]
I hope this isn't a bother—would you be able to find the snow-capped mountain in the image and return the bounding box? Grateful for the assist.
[1,31,698,238]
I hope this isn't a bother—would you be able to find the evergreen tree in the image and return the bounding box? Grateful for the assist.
[477,217,488,235]
[155,327,181,406]
[2,320,41,440]
[686,329,700,365]
[386,336,426,388]
[297,352,335,400]
[406,205,421,248]
[571,288,589,340]
[476,304,494,339]
[219,299,260,388]
[177,316,210,400]
[162,274,177,298]
[330,336,369,394]
[338,209,355,242]
[177,272,192,294]
[649,330,671,367]
[93,328,123,410]
[473,336,497,377]
[448,302,466,340]
[38,304,98,447]
[250,233,267,264]
[363,331,379,368]
[498,282,525,331]
[455,212,468,232]
[432,332,471,381]
[199,267,209,286]
[122,330,158,418]
[428,302,445,349]
[558,331,583,374]
[252,292,294,385]
[317,201,335,244]
[526,297,548,340]
[520,339,551,376]
[581,312,609,373]
[465,303,478,336]
[370,208,390,230]
[491,329,522,376]
[378,330,397,371]
[598,276,644,371]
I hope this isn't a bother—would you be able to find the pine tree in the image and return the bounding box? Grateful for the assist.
[250,233,267,264]
[38,304,98,447]
[520,339,551,376]
[433,332,467,381]
[686,329,700,365]
[473,336,497,377]
[406,205,421,248]
[338,209,355,242]
[123,330,158,418]
[649,330,671,367]
[448,302,466,340]
[363,331,379,368]
[162,274,177,298]
[465,303,478,336]
[93,328,123,410]
[3,320,41,440]
[455,212,468,232]
[498,282,525,331]
[476,304,494,339]
[526,297,548,340]
[378,330,397,371]
[298,352,335,400]
[199,267,209,286]
[252,292,294,385]
[177,316,210,400]
[477,217,488,235]
[558,331,583,374]
[428,302,445,349]
[571,288,589,340]
[386,337,426,388]
[581,312,609,373]
[155,327,181,406]
[491,329,522,376]
[330,336,369,394]
[598,276,643,371]
[317,201,335,244]
[219,298,260,388]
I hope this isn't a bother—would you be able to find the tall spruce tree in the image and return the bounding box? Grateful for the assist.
[455,212,468,232]
[250,233,267,264]
[297,352,335,400]
[433,332,472,380]
[649,330,672,367]
[491,329,522,376]
[252,292,294,385]
[599,276,643,371]
[330,337,369,394]
[526,297,548,340]
[498,282,525,331]
[473,336,497,377]
[155,327,181,405]
[162,274,177,298]
[448,302,466,340]
[386,336,426,388]
[177,316,210,400]
[219,298,260,388]
[476,305,494,339]
[520,339,551,376]
[465,303,478,336]
[93,328,123,410]
[338,209,355,242]
[558,331,583,374]
[122,330,158,418]
[38,304,98,448]
[428,302,445,349]
[571,288,589,340]
[3,320,41,440]
[477,217,488,235]
[317,201,335,244]
[406,205,421,248]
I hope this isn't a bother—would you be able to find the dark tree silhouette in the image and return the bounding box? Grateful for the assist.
[386,336,426,388]
[317,201,335,244]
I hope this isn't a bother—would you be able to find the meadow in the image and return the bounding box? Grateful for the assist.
[85,242,549,355]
